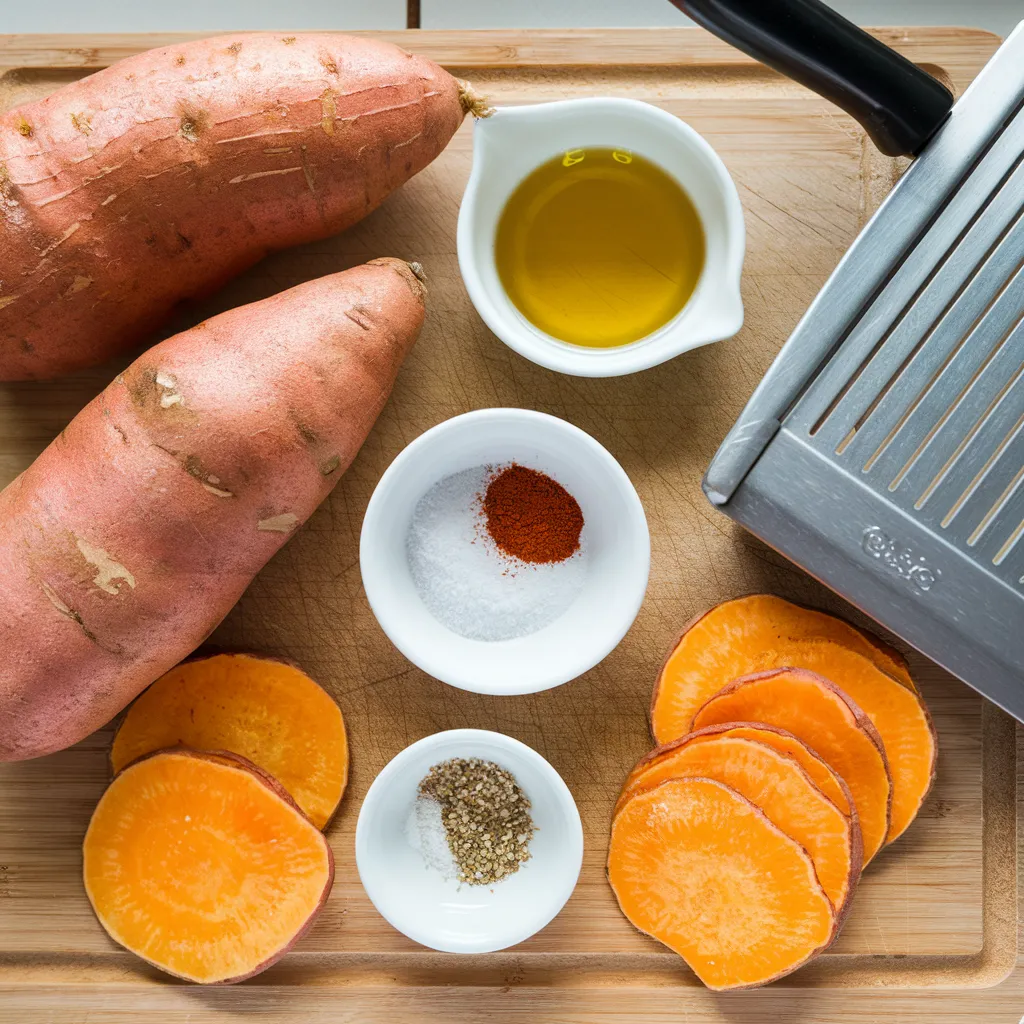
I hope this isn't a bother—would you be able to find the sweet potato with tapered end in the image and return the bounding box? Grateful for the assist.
[692,669,892,863]
[626,721,854,817]
[615,728,861,914]
[111,654,347,828]
[0,32,482,380]
[84,748,334,983]
[651,595,915,747]
[608,777,836,990]
[0,259,423,762]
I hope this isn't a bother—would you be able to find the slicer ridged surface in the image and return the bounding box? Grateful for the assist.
[791,97,1024,590]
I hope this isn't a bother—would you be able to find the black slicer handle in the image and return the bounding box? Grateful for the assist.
[669,0,954,156]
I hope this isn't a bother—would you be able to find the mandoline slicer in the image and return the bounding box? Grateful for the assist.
[704,23,1024,719]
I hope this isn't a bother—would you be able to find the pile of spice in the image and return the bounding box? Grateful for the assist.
[406,462,588,641]
[483,464,583,564]
[414,757,535,886]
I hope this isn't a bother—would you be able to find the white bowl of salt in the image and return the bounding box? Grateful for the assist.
[355,728,583,953]
[359,408,650,694]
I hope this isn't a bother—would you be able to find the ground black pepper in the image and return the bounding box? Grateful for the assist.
[418,757,535,885]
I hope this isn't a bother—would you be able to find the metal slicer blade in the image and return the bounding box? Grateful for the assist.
[703,23,1024,719]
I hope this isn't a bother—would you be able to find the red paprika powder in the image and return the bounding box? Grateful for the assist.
[482,463,583,564]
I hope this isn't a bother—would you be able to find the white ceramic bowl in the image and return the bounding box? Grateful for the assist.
[458,97,746,377]
[356,729,584,953]
[359,408,650,694]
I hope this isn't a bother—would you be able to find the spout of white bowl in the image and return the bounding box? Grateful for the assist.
[703,285,745,341]
[468,106,517,164]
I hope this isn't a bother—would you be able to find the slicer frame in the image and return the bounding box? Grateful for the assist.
[704,24,1024,719]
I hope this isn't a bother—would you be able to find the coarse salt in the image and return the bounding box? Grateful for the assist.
[405,465,588,641]
[405,795,459,880]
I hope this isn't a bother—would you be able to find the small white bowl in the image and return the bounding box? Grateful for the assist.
[457,97,746,377]
[359,408,650,694]
[355,729,584,953]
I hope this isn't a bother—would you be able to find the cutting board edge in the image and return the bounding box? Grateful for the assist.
[0,26,1003,76]
[0,26,1017,1022]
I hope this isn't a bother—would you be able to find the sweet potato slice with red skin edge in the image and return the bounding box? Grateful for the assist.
[615,730,861,915]
[692,669,892,863]
[111,653,348,829]
[635,722,854,817]
[609,777,836,990]
[651,595,915,748]
[84,748,334,984]
[743,641,936,845]
[759,594,917,688]
[852,623,915,692]
[618,724,858,896]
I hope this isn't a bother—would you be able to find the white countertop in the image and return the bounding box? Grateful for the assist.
[3,0,1019,35]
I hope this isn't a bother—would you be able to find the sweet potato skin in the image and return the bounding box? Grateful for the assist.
[0,33,464,379]
[0,259,423,761]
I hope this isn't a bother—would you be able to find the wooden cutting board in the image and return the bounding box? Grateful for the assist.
[0,27,1019,1024]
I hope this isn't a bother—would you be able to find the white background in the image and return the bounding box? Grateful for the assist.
[4,0,1020,35]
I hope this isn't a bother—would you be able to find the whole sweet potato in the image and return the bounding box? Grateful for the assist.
[0,258,424,761]
[0,33,477,379]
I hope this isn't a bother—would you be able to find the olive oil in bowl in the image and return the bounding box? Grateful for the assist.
[494,148,706,348]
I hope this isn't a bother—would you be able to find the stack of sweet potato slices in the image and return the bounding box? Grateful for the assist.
[608,595,937,991]
[85,653,349,984]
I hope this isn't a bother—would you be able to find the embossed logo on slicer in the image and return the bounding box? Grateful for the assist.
[861,527,940,592]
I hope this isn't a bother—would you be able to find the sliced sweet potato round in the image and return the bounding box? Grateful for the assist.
[608,777,836,990]
[650,594,915,745]
[111,653,348,829]
[748,642,936,845]
[638,722,854,816]
[615,728,861,914]
[84,748,334,984]
[691,669,892,863]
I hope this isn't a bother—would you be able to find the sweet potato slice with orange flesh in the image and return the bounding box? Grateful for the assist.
[608,777,836,990]
[692,669,892,863]
[84,748,334,984]
[111,654,347,829]
[651,595,915,746]
[615,730,860,913]
[639,722,854,816]
[757,594,916,687]
[744,642,936,845]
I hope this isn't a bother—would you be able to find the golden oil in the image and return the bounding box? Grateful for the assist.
[494,148,705,348]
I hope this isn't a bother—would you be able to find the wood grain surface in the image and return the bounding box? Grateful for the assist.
[0,26,1020,1024]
